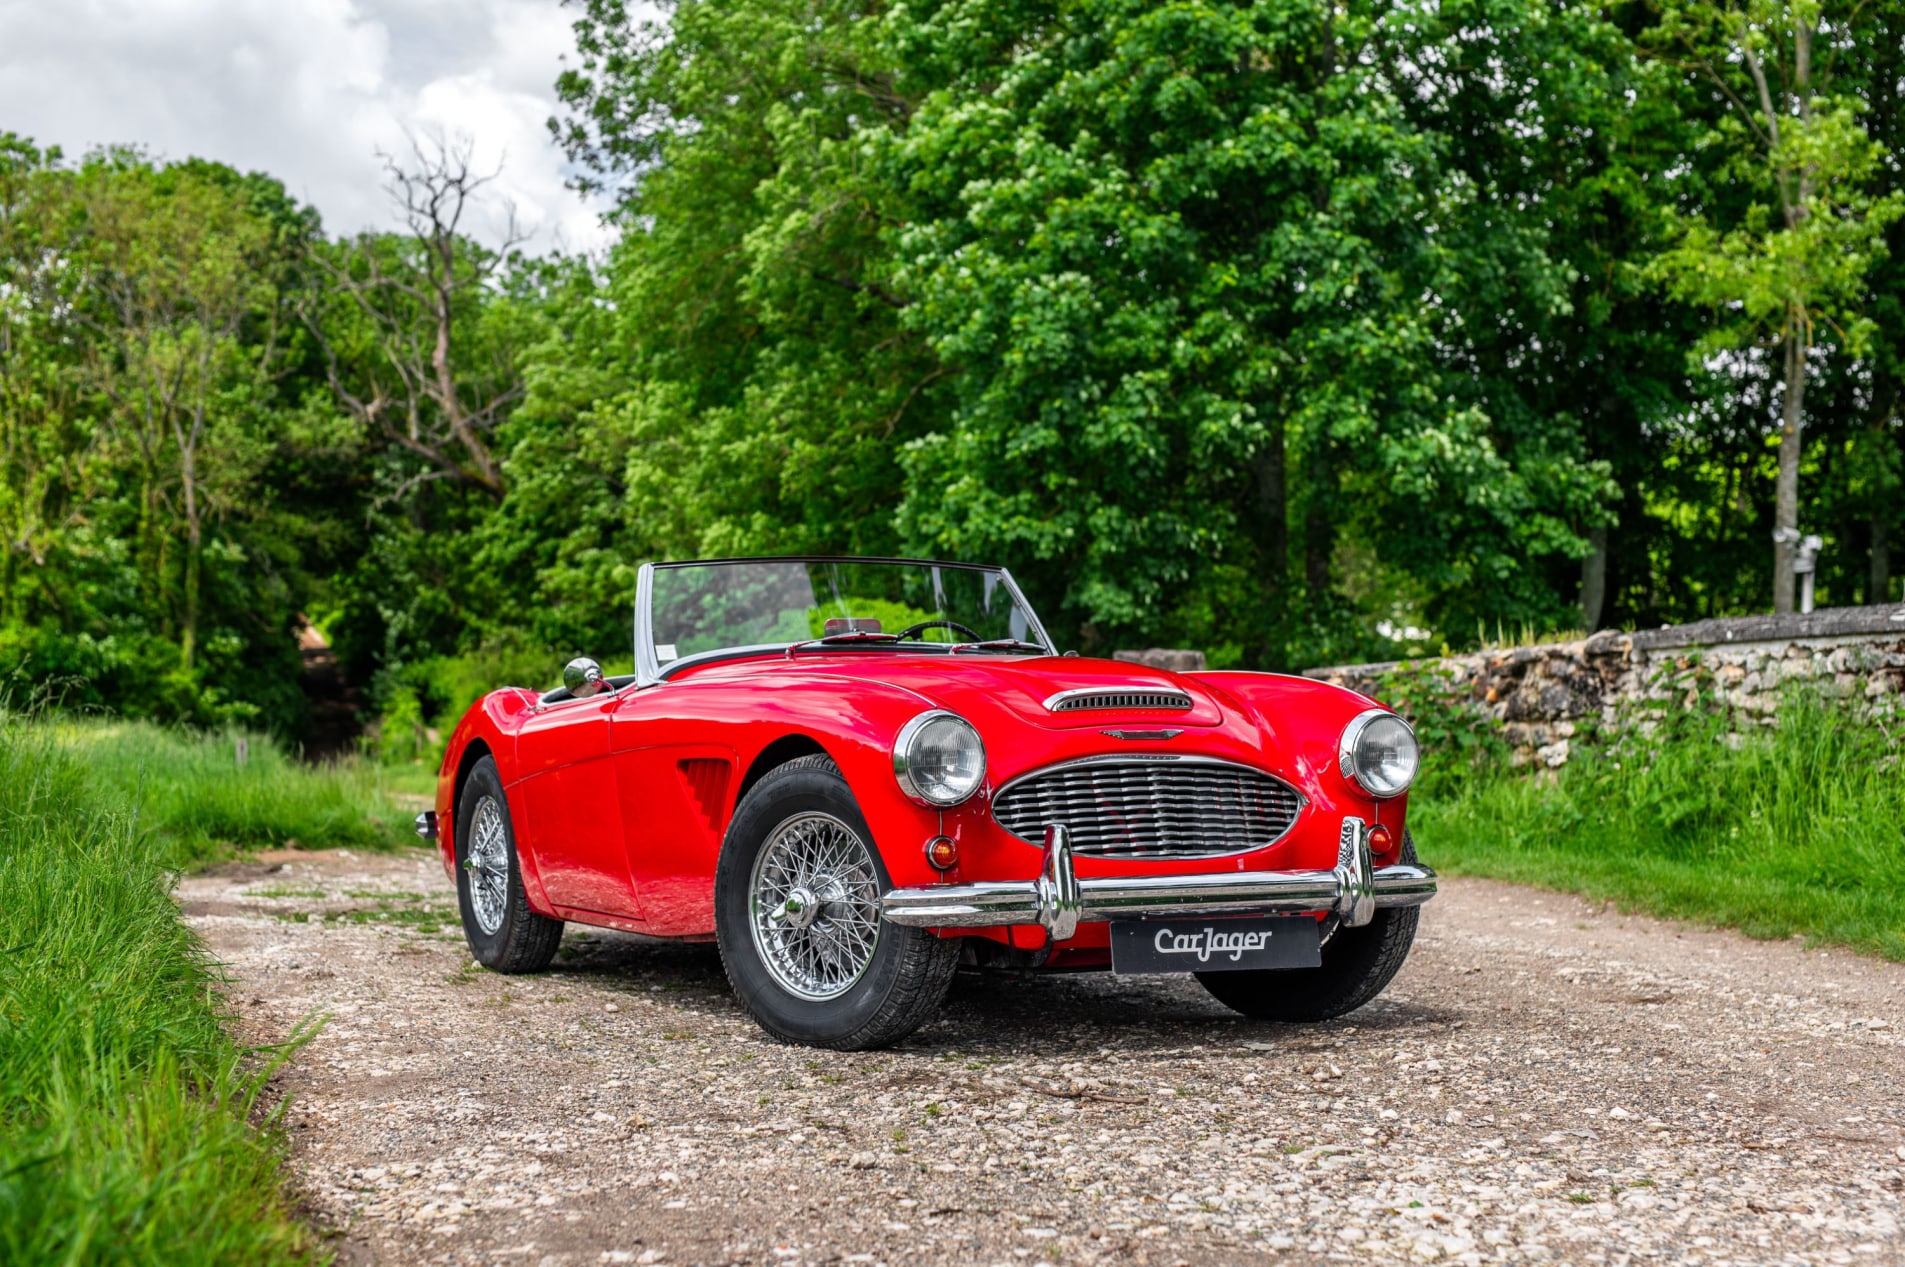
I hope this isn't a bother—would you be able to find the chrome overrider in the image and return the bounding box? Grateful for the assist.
[879,818,1436,940]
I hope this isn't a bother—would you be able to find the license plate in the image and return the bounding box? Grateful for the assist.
[1110,915,1322,974]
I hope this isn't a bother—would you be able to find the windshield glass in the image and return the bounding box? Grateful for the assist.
[646,558,1050,668]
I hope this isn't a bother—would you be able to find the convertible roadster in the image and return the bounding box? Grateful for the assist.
[422,557,1436,1049]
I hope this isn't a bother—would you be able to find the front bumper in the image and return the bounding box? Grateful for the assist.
[881,817,1436,942]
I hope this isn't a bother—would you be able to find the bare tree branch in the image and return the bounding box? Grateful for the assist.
[304,130,532,502]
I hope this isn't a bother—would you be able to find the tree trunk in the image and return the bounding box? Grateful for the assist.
[1773,327,1806,614]
[1257,424,1287,598]
[180,442,200,672]
[1305,504,1334,595]
[1874,512,1893,605]
[181,524,200,672]
[137,471,166,632]
[1580,525,1608,632]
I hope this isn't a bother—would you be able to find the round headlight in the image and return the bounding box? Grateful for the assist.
[893,711,987,807]
[1338,709,1419,799]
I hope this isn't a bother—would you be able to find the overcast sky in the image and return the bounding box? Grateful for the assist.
[0,0,615,251]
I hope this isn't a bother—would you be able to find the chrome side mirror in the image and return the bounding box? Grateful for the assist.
[563,656,606,698]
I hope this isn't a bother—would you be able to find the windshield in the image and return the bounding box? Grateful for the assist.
[642,558,1052,673]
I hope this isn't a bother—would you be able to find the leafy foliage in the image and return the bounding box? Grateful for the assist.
[4,0,1905,738]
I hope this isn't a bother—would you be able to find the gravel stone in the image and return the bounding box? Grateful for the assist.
[179,850,1905,1265]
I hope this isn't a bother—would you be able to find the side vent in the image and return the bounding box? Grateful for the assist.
[1044,688,1194,713]
[677,758,732,841]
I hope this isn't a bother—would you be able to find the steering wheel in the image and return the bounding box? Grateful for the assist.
[895,619,983,643]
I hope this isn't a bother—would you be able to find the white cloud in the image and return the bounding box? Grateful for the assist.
[0,0,613,252]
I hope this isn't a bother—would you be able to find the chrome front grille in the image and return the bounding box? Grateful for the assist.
[992,757,1304,860]
[1045,688,1193,713]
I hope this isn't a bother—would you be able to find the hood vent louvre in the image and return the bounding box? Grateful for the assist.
[1045,688,1193,713]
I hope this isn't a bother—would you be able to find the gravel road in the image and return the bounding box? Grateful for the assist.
[179,847,1905,1266]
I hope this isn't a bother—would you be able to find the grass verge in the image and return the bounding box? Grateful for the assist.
[49,718,432,866]
[1409,690,1905,961]
[0,722,316,1263]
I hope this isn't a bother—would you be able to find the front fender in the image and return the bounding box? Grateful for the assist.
[666,674,956,893]
[1191,671,1412,850]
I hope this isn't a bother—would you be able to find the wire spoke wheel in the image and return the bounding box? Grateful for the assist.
[466,794,510,935]
[749,812,882,1001]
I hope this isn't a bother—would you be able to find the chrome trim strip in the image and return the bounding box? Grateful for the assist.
[996,566,1057,656]
[633,561,661,687]
[880,814,1434,931]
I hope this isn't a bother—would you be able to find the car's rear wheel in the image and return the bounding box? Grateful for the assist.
[455,756,564,973]
[1196,832,1422,1022]
[715,755,957,1050]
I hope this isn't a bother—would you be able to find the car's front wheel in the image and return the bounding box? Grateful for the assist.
[1196,832,1422,1022]
[715,755,957,1050]
[455,756,564,973]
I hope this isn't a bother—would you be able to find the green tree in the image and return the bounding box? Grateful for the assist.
[544,0,944,585]
[873,0,1615,660]
[72,153,306,672]
[1649,0,1904,612]
[0,136,88,633]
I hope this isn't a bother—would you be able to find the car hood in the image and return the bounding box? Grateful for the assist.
[673,649,1372,810]
[854,655,1230,730]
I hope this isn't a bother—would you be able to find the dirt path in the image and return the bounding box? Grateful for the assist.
[180,849,1905,1266]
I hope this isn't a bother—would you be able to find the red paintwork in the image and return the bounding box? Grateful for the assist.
[434,652,1406,950]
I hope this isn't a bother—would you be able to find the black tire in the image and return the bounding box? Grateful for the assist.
[455,756,564,974]
[1197,832,1422,1022]
[715,755,958,1050]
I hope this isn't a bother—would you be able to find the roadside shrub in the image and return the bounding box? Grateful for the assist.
[370,631,626,766]
[0,622,309,735]
[1412,686,1905,960]
[51,719,420,866]
[1375,659,1508,794]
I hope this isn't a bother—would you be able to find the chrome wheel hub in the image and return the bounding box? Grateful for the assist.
[772,886,823,930]
[749,813,881,1001]
[466,794,509,935]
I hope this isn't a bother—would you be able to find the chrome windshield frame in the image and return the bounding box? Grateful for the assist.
[632,555,1055,688]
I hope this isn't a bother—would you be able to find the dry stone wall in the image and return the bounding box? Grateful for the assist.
[1302,604,1905,767]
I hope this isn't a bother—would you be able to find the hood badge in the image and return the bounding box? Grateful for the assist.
[1101,728,1183,741]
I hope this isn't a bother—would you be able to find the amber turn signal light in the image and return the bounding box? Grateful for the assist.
[925,835,959,871]
[1367,823,1396,856]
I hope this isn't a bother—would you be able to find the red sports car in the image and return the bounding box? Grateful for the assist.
[421,556,1436,1049]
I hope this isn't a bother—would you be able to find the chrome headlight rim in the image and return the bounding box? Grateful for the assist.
[892,709,987,808]
[1338,708,1419,800]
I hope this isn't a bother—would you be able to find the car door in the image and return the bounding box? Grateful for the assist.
[608,683,736,937]
[514,691,642,919]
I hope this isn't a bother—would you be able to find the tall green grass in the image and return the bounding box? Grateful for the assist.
[1411,691,1905,961]
[0,723,314,1263]
[50,719,432,866]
